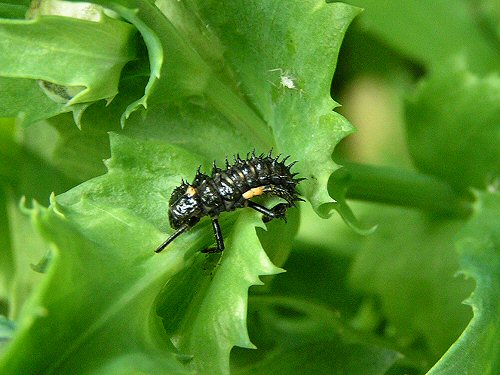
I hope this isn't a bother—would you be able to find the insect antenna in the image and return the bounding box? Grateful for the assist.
[155,224,189,253]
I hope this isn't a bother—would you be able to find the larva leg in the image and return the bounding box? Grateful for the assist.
[201,217,225,253]
[267,203,289,223]
[247,201,288,222]
[262,185,295,205]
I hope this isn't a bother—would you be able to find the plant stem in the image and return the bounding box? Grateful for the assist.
[337,162,473,217]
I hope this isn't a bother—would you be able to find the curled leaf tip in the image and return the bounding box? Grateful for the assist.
[49,192,65,218]
[18,196,41,215]
[71,103,92,130]
[18,195,27,211]
[333,201,378,236]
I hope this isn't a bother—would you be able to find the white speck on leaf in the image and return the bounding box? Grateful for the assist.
[268,68,304,95]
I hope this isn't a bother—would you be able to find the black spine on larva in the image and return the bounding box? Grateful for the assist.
[189,151,302,218]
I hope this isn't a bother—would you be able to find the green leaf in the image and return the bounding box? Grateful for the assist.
[346,0,500,73]
[474,0,500,41]
[158,211,283,374]
[349,207,474,362]
[428,191,500,374]
[0,3,28,19]
[186,1,360,216]
[0,13,137,105]
[0,119,21,184]
[46,72,150,181]
[49,112,118,182]
[0,77,68,125]
[2,194,48,319]
[328,167,378,235]
[1,0,362,372]
[0,198,186,374]
[0,316,16,354]
[0,134,289,373]
[12,121,78,202]
[0,120,78,319]
[79,0,359,216]
[0,134,198,373]
[231,296,401,375]
[273,243,363,317]
[0,188,12,306]
[406,59,500,192]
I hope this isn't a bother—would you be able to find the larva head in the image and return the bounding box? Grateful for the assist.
[168,182,202,229]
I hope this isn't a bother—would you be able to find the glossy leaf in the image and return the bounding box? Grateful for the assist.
[0,9,137,121]
[82,0,359,216]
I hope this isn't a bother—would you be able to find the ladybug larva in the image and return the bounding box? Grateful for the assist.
[155,150,304,253]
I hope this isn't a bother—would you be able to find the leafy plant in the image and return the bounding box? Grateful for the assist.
[0,0,498,374]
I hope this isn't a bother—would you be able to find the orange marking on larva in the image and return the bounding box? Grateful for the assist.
[243,186,265,200]
[186,186,197,196]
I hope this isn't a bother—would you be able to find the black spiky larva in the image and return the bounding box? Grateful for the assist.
[154,150,305,254]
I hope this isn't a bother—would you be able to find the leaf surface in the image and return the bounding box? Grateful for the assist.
[0,12,137,107]
[346,0,500,73]
[428,191,500,374]
[232,296,401,375]
[0,0,361,373]
[406,60,500,192]
[0,77,67,124]
[83,0,359,215]
[349,207,474,362]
